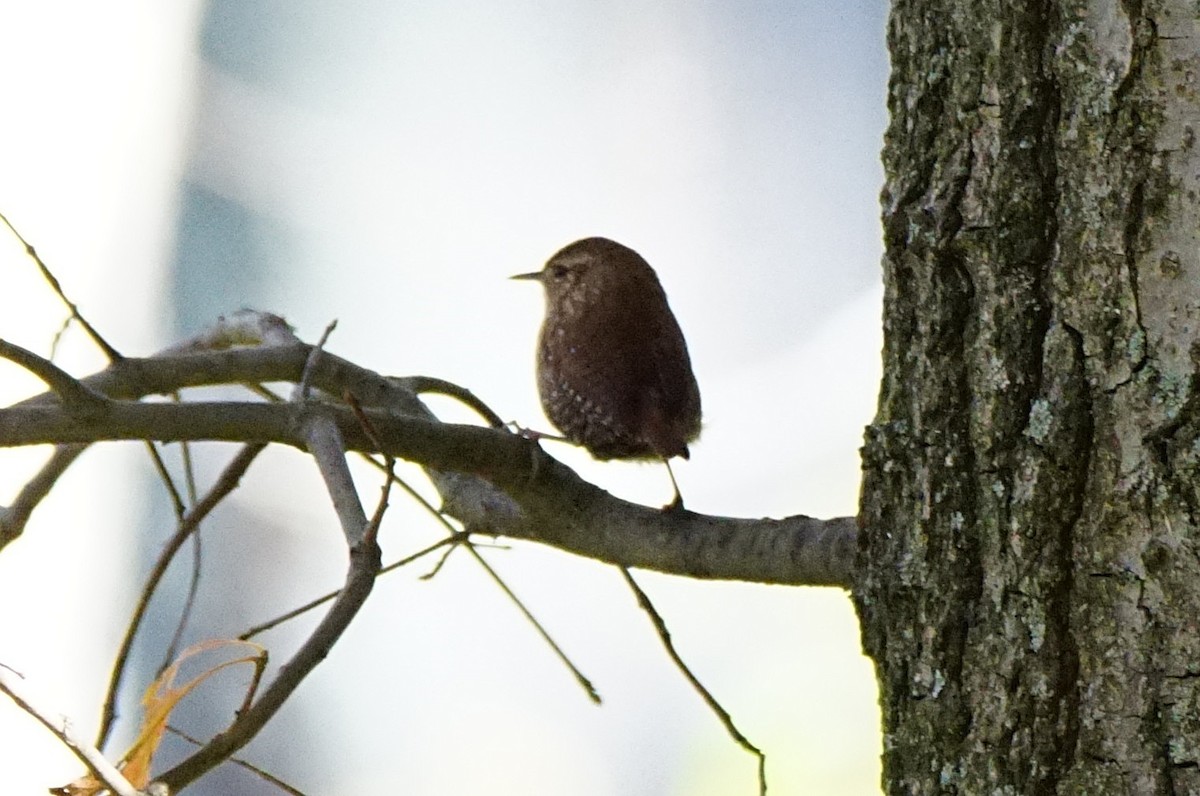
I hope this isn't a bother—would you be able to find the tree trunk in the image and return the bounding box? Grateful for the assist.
[856,1,1200,793]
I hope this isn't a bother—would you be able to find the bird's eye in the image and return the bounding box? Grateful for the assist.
[549,264,570,280]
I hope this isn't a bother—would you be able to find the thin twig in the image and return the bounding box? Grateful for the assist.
[419,541,459,579]
[245,405,600,702]
[397,375,508,428]
[358,452,601,703]
[238,447,602,703]
[242,382,286,402]
[161,427,204,674]
[344,390,384,452]
[0,443,88,550]
[469,545,601,704]
[0,211,123,361]
[156,414,381,792]
[619,566,768,795]
[48,315,72,360]
[144,441,186,519]
[235,645,270,718]
[96,443,268,751]
[247,443,601,703]
[167,725,308,796]
[295,320,337,401]
[238,531,468,641]
[0,338,108,413]
[0,663,142,796]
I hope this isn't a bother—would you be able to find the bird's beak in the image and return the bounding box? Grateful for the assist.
[509,270,543,281]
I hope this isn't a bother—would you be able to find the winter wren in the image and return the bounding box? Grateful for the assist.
[512,237,701,507]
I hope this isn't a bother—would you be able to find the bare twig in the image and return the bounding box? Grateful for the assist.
[137,432,197,680]
[0,663,143,796]
[96,443,268,751]
[48,315,72,360]
[470,546,601,703]
[361,453,600,701]
[0,443,88,549]
[620,566,767,794]
[154,413,381,792]
[238,441,604,702]
[161,429,203,675]
[419,540,460,579]
[238,531,468,641]
[396,374,508,428]
[164,510,204,675]
[305,413,368,544]
[0,211,123,361]
[144,440,187,519]
[235,644,270,718]
[295,320,337,401]
[167,725,308,796]
[0,338,108,413]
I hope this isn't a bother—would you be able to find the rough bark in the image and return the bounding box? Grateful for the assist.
[857,0,1200,793]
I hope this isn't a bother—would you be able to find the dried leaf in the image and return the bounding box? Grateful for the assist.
[54,639,266,795]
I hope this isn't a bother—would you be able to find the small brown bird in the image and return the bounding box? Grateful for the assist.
[511,237,701,508]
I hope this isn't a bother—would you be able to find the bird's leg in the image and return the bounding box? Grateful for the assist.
[507,420,568,444]
[662,459,685,512]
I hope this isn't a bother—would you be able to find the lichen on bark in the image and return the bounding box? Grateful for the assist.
[857,1,1200,793]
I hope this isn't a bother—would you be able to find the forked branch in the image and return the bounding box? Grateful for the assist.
[0,338,856,587]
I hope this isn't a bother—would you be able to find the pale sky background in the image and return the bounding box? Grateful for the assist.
[0,2,888,794]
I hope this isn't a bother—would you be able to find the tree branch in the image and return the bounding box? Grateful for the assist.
[0,664,143,796]
[95,443,268,751]
[155,411,382,792]
[0,343,857,587]
[0,338,108,413]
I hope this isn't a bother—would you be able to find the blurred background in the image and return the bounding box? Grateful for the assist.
[0,2,886,793]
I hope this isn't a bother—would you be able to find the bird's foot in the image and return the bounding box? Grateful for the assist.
[507,421,567,444]
[660,494,686,513]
